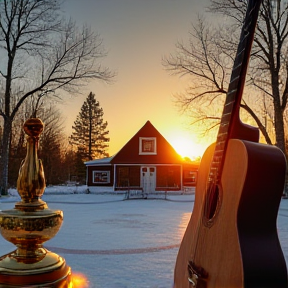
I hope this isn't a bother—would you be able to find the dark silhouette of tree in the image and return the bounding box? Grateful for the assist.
[74,149,87,183]
[0,0,114,195]
[61,149,80,183]
[38,106,65,185]
[70,92,109,161]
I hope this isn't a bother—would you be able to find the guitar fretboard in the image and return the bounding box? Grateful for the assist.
[209,0,262,184]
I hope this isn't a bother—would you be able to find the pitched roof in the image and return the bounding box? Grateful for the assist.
[85,156,114,166]
[111,120,183,164]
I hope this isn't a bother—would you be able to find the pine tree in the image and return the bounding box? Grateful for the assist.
[70,92,109,161]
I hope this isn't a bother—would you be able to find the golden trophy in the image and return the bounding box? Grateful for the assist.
[0,118,72,287]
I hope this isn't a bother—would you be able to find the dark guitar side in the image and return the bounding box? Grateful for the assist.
[174,139,287,288]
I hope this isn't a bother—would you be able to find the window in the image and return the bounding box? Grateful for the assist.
[183,170,197,183]
[139,137,157,155]
[93,171,110,184]
[116,166,140,187]
[156,166,181,188]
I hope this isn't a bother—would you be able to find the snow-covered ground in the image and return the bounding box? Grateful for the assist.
[0,186,288,288]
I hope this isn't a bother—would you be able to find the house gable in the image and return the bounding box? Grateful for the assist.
[111,121,183,164]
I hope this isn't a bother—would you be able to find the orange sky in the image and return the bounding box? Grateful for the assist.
[61,0,213,159]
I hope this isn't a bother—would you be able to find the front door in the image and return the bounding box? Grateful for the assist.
[141,166,156,194]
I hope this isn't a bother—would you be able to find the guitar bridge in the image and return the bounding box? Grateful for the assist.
[188,260,208,287]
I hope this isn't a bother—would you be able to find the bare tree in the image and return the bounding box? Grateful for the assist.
[38,105,66,185]
[211,0,288,154]
[163,0,288,157]
[163,17,231,135]
[0,0,114,194]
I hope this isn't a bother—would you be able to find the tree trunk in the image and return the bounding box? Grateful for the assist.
[274,106,286,155]
[273,86,288,196]
[0,118,12,195]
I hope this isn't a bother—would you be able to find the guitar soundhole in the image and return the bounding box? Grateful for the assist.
[204,184,221,226]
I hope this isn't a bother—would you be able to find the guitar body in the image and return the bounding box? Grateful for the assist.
[174,139,287,288]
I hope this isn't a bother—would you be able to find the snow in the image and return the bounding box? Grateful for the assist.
[0,186,288,288]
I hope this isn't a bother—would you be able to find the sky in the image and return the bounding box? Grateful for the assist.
[61,0,212,159]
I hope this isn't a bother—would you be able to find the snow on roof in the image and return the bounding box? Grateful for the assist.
[84,156,114,166]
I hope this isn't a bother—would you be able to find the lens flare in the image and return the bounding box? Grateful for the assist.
[71,272,89,288]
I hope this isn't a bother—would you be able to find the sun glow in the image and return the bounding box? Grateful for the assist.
[168,134,207,160]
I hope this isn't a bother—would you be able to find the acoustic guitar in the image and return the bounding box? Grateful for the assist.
[174,0,288,287]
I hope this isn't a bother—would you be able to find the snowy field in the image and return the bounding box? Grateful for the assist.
[0,185,288,288]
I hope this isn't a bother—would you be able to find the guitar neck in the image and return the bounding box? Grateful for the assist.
[210,0,262,184]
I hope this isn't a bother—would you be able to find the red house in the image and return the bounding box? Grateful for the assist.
[85,121,198,192]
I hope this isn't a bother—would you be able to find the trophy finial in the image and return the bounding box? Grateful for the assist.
[23,117,44,137]
[16,118,46,210]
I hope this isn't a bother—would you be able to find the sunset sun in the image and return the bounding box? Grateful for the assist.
[169,134,206,160]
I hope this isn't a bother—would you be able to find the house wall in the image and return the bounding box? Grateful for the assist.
[87,164,199,190]
[113,164,183,191]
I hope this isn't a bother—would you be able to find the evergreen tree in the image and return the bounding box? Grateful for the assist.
[70,92,109,161]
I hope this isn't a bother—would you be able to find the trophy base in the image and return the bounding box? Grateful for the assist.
[0,249,72,287]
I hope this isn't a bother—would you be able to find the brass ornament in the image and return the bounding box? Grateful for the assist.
[0,118,72,287]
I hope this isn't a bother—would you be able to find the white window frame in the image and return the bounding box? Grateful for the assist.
[93,171,110,184]
[139,137,157,155]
